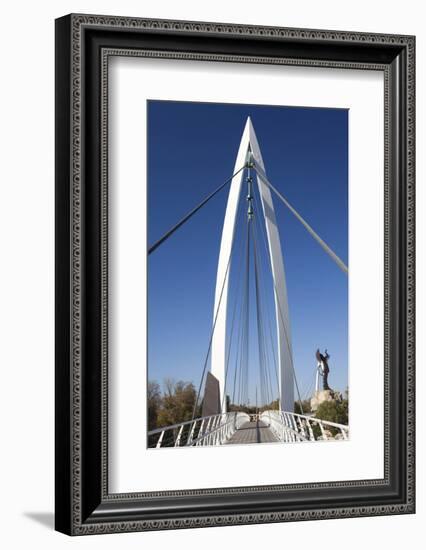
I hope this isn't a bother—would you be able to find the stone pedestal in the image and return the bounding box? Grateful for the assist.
[310,389,341,412]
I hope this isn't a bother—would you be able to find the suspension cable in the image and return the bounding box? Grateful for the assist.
[255,216,279,408]
[253,191,284,392]
[191,188,245,420]
[231,221,251,406]
[239,219,251,406]
[250,189,305,414]
[252,222,272,407]
[231,270,247,405]
[302,366,318,401]
[252,195,280,402]
[149,165,246,255]
[220,219,248,411]
[253,164,348,274]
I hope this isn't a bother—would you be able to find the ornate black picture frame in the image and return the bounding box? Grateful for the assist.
[55,14,415,535]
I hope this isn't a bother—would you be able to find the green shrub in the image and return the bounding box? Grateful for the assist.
[314,400,348,435]
[294,400,312,415]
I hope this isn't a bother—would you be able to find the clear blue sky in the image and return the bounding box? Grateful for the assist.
[147,100,348,405]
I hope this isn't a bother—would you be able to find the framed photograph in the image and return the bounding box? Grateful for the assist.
[55,14,415,535]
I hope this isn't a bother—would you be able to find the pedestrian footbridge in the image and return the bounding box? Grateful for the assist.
[147,117,349,449]
[148,411,349,448]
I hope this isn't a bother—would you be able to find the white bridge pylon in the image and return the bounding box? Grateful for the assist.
[211,117,294,413]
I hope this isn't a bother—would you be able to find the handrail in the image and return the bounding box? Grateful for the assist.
[284,410,349,432]
[148,412,250,448]
[147,413,230,436]
[261,410,349,442]
[191,415,237,445]
[148,410,348,448]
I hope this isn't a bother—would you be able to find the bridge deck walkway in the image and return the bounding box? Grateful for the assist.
[226,419,278,445]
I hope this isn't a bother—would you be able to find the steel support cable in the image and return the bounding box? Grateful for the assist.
[252,194,289,403]
[237,227,248,405]
[253,222,268,404]
[253,165,348,275]
[148,165,246,255]
[302,368,317,401]
[268,264,305,415]
[221,271,244,410]
[237,292,246,406]
[253,188,291,403]
[228,202,249,409]
[250,197,305,415]
[260,276,276,405]
[252,223,271,407]
[245,222,252,405]
[220,219,248,411]
[252,196,281,403]
[228,205,249,407]
[231,283,247,405]
[234,302,246,406]
[252,221,265,405]
[262,297,280,402]
[238,220,251,406]
[252,213,280,405]
[300,368,315,401]
[191,191,246,420]
[235,275,245,405]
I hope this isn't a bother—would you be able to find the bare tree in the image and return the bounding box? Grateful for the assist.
[147,380,161,431]
[157,379,197,428]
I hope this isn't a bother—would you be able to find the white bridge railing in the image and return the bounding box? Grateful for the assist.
[148,412,250,448]
[260,410,349,442]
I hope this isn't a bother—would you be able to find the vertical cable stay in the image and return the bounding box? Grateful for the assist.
[191,165,305,415]
[220,217,248,411]
[253,221,274,407]
[252,192,280,401]
[191,189,246,420]
[233,226,250,408]
[301,367,319,402]
[250,183,305,414]
[241,218,251,405]
[231,270,248,406]
[253,164,348,275]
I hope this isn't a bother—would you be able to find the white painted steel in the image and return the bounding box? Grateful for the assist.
[210,123,249,413]
[148,412,250,448]
[211,117,294,413]
[261,410,349,442]
[149,410,348,447]
[248,121,294,413]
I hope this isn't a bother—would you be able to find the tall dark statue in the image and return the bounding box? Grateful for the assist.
[316,349,331,391]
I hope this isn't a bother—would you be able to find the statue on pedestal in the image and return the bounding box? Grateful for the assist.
[311,349,343,412]
[315,349,331,391]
